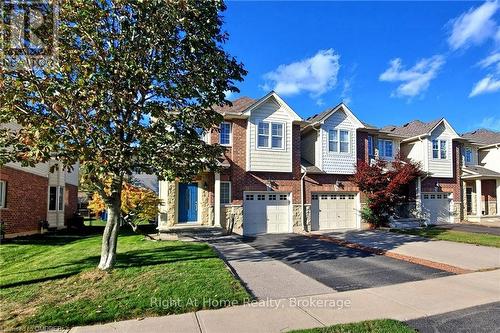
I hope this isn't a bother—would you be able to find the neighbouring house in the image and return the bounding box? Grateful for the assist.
[379,119,462,224]
[460,129,500,223]
[0,123,79,238]
[300,103,370,231]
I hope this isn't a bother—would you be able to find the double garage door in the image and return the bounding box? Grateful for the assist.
[243,192,291,235]
[311,193,358,230]
[421,192,452,224]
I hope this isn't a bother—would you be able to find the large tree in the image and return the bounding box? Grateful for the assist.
[0,0,245,269]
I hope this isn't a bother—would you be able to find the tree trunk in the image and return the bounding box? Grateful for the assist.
[98,177,122,270]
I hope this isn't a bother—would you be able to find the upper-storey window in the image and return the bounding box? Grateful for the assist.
[465,147,473,163]
[378,139,393,158]
[328,129,350,153]
[432,139,447,159]
[258,122,284,149]
[219,122,231,146]
[0,180,6,208]
[367,135,374,156]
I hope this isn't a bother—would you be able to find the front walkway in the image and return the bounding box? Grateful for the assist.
[69,269,500,333]
[315,230,500,271]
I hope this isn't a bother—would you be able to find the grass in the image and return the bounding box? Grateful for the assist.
[0,227,250,331]
[392,227,500,248]
[83,218,107,227]
[288,319,415,333]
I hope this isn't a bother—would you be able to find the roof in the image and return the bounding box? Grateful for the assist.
[462,165,500,178]
[379,119,442,138]
[305,102,364,129]
[306,102,343,124]
[461,129,500,146]
[212,97,257,115]
[301,158,324,174]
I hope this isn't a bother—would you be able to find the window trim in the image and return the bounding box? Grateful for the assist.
[432,139,448,160]
[220,181,231,205]
[48,186,65,212]
[328,129,350,154]
[0,180,6,209]
[256,121,285,150]
[219,122,232,146]
[378,139,394,158]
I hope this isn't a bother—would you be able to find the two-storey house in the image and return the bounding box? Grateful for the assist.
[157,91,304,235]
[379,119,462,224]
[461,129,500,222]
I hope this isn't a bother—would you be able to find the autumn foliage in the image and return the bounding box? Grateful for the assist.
[351,156,422,227]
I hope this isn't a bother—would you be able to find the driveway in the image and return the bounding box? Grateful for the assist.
[242,234,451,292]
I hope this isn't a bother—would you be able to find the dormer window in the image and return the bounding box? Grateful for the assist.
[219,122,231,146]
[258,122,284,149]
[328,129,350,153]
[432,139,447,159]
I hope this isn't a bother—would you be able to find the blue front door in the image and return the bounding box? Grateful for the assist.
[178,183,198,223]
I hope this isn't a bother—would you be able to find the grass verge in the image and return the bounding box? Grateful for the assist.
[392,227,500,248]
[289,319,415,333]
[0,228,249,330]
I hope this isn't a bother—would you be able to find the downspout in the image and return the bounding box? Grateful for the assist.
[300,165,308,232]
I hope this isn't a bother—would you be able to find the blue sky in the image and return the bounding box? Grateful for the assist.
[222,1,500,133]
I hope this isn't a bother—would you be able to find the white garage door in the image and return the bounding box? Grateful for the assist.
[243,192,290,235]
[311,193,357,230]
[422,192,452,224]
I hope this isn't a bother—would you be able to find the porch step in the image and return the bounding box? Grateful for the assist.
[389,218,426,229]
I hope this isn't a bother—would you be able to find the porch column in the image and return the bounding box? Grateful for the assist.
[496,179,500,216]
[416,177,422,217]
[476,179,482,217]
[214,172,221,227]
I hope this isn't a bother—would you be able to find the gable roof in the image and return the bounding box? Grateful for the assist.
[461,129,500,146]
[242,91,302,121]
[212,96,257,115]
[305,102,364,129]
[380,118,459,141]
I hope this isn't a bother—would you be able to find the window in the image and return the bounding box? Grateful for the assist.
[279,194,287,201]
[465,147,473,163]
[328,130,338,152]
[219,122,231,146]
[268,194,276,201]
[328,129,350,153]
[271,123,283,148]
[245,194,254,201]
[257,122,284,149]
[432,139,447,159]
[48,186,64,211]
[367,136,374,156]
[0,181,6,208]
[339,130,350,153]
[378,139,393,158]
[49,186,57,211]
[220,182,231,204]
[257,194,265,200]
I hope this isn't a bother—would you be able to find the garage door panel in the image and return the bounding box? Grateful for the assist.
[243,192,290,235]
[311,193,357,230]
[422,192,451,224]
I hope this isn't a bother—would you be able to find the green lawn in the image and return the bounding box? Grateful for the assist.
[392,227,500,248]
[289,319,415,333]
[0,228,250,331]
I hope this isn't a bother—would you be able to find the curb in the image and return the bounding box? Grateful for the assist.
[307,233,473,275]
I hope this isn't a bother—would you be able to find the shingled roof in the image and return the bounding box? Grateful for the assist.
[212,96,257,115]
[306,102,344,124]
[461,129,500,146]
[379,119,443,138]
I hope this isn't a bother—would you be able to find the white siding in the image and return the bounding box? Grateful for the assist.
[301,130,318,166]
[402,140,424,165]
[320,110,357,174]
[480,147,500,173]
[248,99,293,172]
[427,123,453,178]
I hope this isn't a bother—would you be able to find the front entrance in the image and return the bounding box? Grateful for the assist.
[178,183,198,223]
[466,187,473,214]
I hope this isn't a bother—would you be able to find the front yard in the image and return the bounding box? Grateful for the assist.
[0,228,250,331]
[392,228,500,248]
[289,319,416,333]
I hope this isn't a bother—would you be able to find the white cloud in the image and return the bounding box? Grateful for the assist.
[263,49,340,98]
[447,1,499,50]
[477,116,500,131]
[379,55,445,98]
[477,52,500,74]
[469,75,500,96]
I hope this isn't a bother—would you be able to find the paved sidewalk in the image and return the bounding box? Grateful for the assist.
[69,269,500,333]
[208,236,335,299]
[316,230,500,271]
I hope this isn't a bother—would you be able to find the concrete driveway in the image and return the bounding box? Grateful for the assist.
[243,234,451,292]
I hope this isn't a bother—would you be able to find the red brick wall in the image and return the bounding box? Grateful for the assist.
[421,141,462,203]
[0,166,47,236]
[356,130,370,164]
[304,174,360,204]
[482,179,497,201]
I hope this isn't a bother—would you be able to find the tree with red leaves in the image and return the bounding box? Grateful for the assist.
[351,156,422,227]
